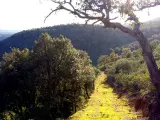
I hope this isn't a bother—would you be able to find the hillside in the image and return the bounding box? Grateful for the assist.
[0,24,135,64]
[0,33,13,41]
[141,17,160,38]
[0,34,11,41]
[0,17,160,64]
[0,30,19,41]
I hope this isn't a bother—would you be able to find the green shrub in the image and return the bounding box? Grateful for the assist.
[113,72,154,96]
[115,58,139,74]
[100,41,158,98]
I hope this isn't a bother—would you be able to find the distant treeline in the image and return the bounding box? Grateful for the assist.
[1,20,160,65]
[0,24,135,65]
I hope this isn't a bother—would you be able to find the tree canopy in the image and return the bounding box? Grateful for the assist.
[0,33,97,119]
[45,0,160,35]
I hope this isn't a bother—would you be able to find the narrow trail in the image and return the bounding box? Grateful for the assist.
[69,73,140,120]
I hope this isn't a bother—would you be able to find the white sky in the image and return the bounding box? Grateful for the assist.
[0,0,160,30]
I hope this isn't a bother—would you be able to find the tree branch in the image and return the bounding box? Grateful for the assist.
[44,6,62,23]
[102,19,137,37]
[84,19,90,26]
[45,0,159,34]
[92,20,101,25]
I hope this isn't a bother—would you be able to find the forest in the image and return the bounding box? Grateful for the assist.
[0,24,135,65]
[1,33,160,120]
[0,33,99,119]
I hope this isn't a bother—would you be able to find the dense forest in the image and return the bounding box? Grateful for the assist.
[0,24,135,65]
[0,33,100,119]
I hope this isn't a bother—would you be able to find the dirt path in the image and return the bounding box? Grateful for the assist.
[69,73,139,120]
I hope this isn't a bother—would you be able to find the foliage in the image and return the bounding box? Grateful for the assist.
[98,49,119,73]
[98,40,160,97]
[114,58,139,74]
[0,33,96,119]
[0,24,149,65]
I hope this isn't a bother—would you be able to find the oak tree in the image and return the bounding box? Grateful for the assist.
[45,0,160,96]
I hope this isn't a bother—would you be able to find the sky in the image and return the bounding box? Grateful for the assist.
[0,0,160,30]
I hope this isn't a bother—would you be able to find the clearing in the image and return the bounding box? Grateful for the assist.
[69,73,140,120]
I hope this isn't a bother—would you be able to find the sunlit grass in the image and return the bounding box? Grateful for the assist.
[69,73,138,120]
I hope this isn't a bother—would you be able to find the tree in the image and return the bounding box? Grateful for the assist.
[44,0,160,94]
[121,48,132,58]
[0,48,36,119]
[0,33,96,119]
[44,0,160,118]
[32,33,96,118]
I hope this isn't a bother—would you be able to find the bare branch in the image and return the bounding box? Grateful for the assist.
[61,5,103,20]
[44,6,62,23]
[92,20,101,25]
[50,0,62,4]
[109,16,118,20]
[45,0,159,33]
[84,19,90,26]
[109,22,136,37]
[102,18,137,37]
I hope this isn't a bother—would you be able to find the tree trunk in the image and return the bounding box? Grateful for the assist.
[102,19,160,118]
[102,17,160,119]
[137,32,160,94]
[84,84,90,99]
[137,32,160,119]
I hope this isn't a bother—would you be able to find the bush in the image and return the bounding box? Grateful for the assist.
[94,67,101,77]
[112,72,153,97]
[115,58,139,74]
[98,40,159,118]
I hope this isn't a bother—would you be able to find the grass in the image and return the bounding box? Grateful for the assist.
[69,73,139,120]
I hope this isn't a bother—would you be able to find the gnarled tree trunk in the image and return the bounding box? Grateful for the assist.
[102,20,160,94]
[137,32,160,94]
[135,32,160,120]
[103,20,160,119]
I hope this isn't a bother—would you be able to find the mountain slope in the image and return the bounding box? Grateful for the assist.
[0,34,11,41]
[0,24,135,64]
[1,17,160,64]
[0,30,19,41]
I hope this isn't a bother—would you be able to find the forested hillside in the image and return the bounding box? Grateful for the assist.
[0,34,12,41]
[0,24,135,64]
[141,17,160,38]
[0,30,19,41]
[98,40,160,118]
[1,18,160,64]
